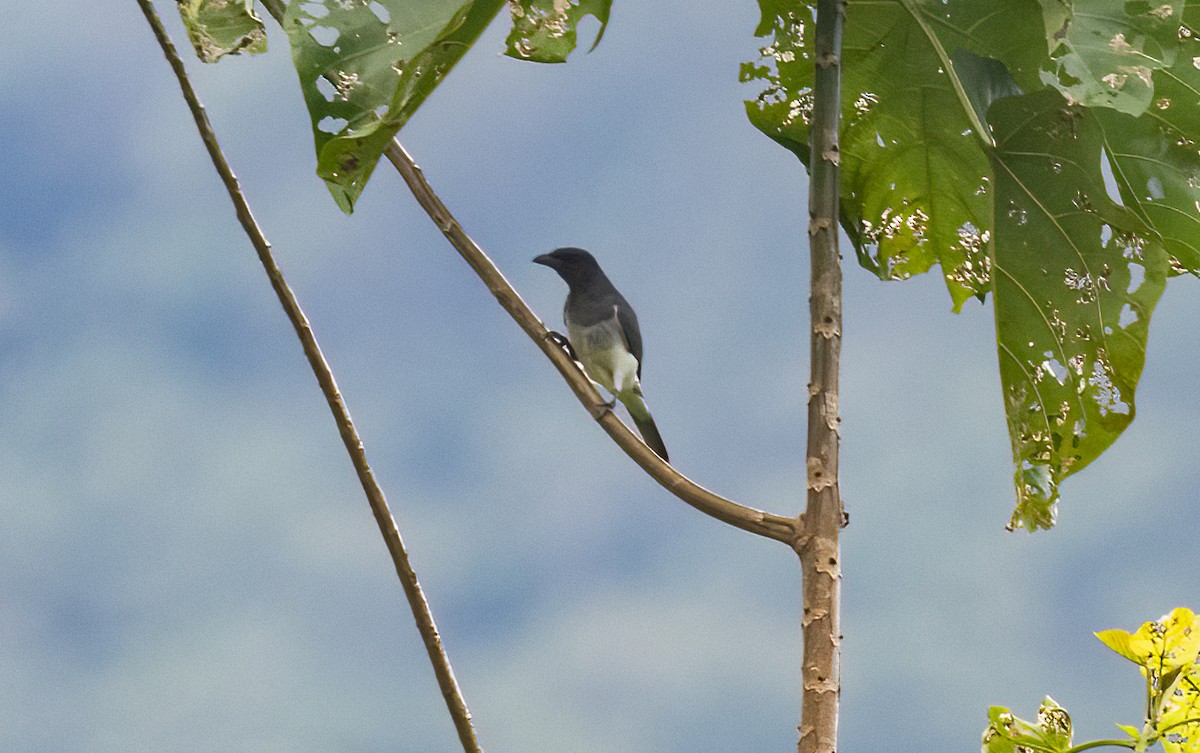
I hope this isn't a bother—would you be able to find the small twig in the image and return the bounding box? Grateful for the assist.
[134,3,482,751]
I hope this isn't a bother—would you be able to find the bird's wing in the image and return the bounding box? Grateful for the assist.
[614,299,644,379]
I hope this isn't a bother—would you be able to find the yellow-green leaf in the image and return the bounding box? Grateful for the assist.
[1096,608,1200,672]
[1159,668,1200,753]
[981,698,1073,753]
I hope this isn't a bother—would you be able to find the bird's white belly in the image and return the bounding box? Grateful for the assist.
[567,319,639,397]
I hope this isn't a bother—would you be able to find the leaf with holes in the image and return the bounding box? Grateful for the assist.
[744,0,1200,528]
[1095,607,1200,670]
[1097,107,1200,274]
[1038,0,1184,117]
[504,0,611,63]
[1095,6,1200,274]
[177,0,267,63]
[743,0,1048,311]
[1096,609,1200,753]
[284,0,506,213]
[1159,669,1200,753]
[989,89,1167,530]
[982,698,1074,753]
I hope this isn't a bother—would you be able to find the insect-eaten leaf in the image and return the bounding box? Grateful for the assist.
[743,1,1198,529]
[1094,14,1200,276]
[1039,0,1184,117]
[1095,607,1200,671]
[1095,608,1200,753]
[989,90,1168,530]
[284,0,506,213]
[982,698,1073,753]
[505,0,611,63]
[743,0,1046,311]
[177,0,267,63]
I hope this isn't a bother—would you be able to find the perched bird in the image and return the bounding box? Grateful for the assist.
[534,247,669,462]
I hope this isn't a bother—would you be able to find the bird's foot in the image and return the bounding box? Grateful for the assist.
[588,397,616,420]
[545,330,577,361]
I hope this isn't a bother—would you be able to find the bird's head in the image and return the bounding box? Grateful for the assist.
[533,247,603,287]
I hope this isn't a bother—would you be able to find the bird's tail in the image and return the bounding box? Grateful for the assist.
[621,391,669,462]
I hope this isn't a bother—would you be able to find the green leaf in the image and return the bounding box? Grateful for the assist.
[982,699,1074,753]
[1038,0,1185,117]
[744,0,1049,311]
[1098,104,1200,274]
[1116,722,1142,739]
[504,0,611,63]
[284,0,506,213]
[745,1,1200,526]
[177,0,267,63]
[989,89,1168,530]
[954,49,1026,136]
[742,1,815,158]
[1095,6,1200,274]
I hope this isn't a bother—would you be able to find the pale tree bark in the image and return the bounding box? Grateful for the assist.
[797,1,846,752]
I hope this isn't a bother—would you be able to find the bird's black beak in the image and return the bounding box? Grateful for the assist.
[533,253,557,268]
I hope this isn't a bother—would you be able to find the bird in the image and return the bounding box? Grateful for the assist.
[533,247,669,462]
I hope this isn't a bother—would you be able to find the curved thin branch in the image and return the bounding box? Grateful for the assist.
[257,0,793,544]
[382,141,797,544]
[135,3,482,751]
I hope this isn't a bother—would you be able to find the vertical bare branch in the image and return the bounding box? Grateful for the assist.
[798,0,845,752]
[134,3,482,751]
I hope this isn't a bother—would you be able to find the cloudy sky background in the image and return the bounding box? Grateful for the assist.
[2,2,1199,752]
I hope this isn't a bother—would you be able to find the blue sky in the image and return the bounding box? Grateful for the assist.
[2,2,1199,752]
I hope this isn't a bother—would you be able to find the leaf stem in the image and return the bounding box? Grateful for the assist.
[260,0,285,23]
[798,0,846,751]
[900,0,995,149]
[134,2,482,751]
[1064,740,1138,753]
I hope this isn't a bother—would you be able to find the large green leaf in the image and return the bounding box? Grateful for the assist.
[1098,108,1200,274]
[504,0,611,63]
[989,89,1167,530]
[284,0,506,213]
[1038,0,1184,117]
[744,0,1191,528]
[1097,5,1200,273]
[744,0,1049,311]
[177,0,267,62]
